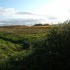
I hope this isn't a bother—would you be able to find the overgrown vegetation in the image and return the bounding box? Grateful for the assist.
[0,21,70,70]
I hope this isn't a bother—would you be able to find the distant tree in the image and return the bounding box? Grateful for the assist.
[43,24,49,26]
[34,23,42,26]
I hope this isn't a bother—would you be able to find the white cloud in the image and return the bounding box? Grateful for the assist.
[0,7,48,25]
[0,7,45,20]
[0,7,17,16]
[0,7,51,23]
[34,0,70,22]
[0,18,44,26]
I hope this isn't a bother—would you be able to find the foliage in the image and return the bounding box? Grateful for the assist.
[0,22,70,70]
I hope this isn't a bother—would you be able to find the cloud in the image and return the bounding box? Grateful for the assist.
[0,7,48,26]
[47,16,57,20]
[35,0,70,22]
[0,7,51,24]
[0,7,43,19]
[0,19,44,26]
[0,7,35,16]
[16,11,34,15]
[0,7,16,15]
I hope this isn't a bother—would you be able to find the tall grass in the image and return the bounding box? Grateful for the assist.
[0,22,70,70]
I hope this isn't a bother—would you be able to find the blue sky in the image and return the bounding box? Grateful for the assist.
[0,0,49,12]
[0,0,70,25]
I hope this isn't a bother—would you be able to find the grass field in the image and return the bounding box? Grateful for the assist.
[0,25,50,70]
[0,23,70,70]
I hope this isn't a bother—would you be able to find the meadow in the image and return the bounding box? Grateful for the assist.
[0,22,70,70]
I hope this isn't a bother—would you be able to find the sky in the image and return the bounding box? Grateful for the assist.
[0,0,70,26]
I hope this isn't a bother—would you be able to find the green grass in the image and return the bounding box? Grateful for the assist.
[0,23,70,70]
